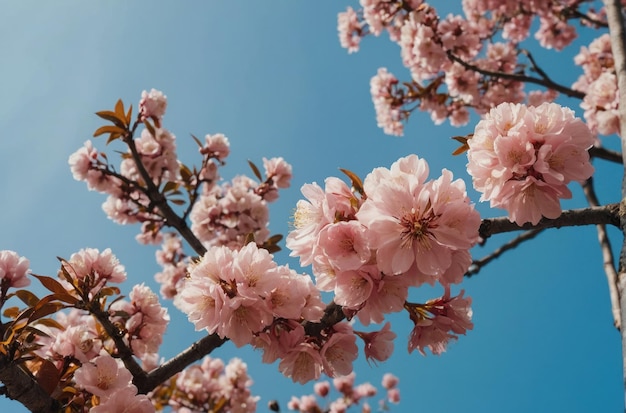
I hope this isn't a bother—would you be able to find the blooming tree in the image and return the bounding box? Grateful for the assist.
[0,0,626,412]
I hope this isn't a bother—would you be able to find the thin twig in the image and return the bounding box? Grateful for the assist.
[589,146,623,164]
[466,229,544,277]
[583,179,621,329]
[447,51,585,99]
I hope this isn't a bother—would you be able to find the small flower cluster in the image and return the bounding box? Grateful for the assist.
[574,34,620,136]
[163,356,258,413]
[110,283,170,361]
[74,353,154,412]
[177,242,324,347]
[60,247,126,299]
[406,288,473,355]
[467,102,595,225]
[286,372,400,413]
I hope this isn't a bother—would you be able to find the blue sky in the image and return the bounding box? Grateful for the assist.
[0,2,622,412]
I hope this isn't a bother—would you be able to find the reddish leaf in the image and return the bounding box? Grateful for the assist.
[32,274,69,296]
[95,110,126,128]
[14,290,40,307]
[3,306,20,319]
[191,133,203,148]
[339,168,365,196]
[126,104,133,126]
[36,359,61,395]
[93,125,125,138]
[248,160,263,181]
[144,119,156,137]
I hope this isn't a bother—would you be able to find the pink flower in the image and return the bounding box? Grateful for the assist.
[263,157,292,189]
[200,133,231,161]
[74,354,133,399]
[338,7,362,53]
[370,68,404,136]
[139,88,167,127]
[314,381,330,397]
[320,323,358,377]
[90,386,154,413]
[356,322,396,364]
[318,221,371,272]
[0,250,30,288]
[357,155,480,277]
[407,288,473,355]
[381,373,399,390]
[279,342,324,384]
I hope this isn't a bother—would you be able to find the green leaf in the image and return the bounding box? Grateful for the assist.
[248,160,263,181]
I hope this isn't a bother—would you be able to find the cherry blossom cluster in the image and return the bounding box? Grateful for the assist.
[288,154,480,323]
[189,159,292,250]
[405,288,473,355]
[177,242,325,347]
[156,356,258,413]
[286,372,399,413]
[110,283,170,361]
[467,102,595,225]
[339,1,607,134]
[573,33,620,136]
[74,353,154,412]
[59,247,126,299]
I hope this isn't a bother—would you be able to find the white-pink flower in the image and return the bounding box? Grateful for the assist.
[467,102,595,225]
[357,154,480,277]
[139,88,167,127]
[74,353,133,399]
[0,250,30,288]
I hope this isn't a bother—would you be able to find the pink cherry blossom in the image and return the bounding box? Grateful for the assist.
[320,323,358,377]
[338,7,362,53]
[381,373,399,390]
[200,133,231,161]
[90,386,155,413]
[0,250,30,289]
[356,322,396,364]
[279,342,324,384]
[139,88,167,127]
[467,102,594,225]
[74,353,133,399]
[357,154,480,277]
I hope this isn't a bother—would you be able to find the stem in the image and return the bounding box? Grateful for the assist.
[602,0,626,408]
[446,51,585,99]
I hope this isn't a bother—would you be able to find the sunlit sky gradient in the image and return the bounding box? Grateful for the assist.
[0,2,622,412]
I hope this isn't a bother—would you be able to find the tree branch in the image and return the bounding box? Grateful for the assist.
[583,179,621,329]
[136,333,226,394]
[0,357,59,413]
[479,203,620,240]
[466,229,544,278]
[446,51,585,99]
[590,146,623,164]
[123,133,207,256]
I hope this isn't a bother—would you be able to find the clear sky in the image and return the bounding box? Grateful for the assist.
[0,1,622,412]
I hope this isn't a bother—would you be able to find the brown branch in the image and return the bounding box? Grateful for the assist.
[122,133,207,256]
[589,146,623,164]
[479,203,620,240]
[447,51,585,99]
[86,302,147,382]
[0,356,59,413]
[583,179,621,329]
[466,229,544,277]
[136,333,226,394]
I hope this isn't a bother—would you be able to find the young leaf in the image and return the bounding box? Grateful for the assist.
[93,125,125,138]
[14,290,40,307]
[114,99,127,127]
[95,110,127,128]
[126,104,133,126]
[248,160,263,181]
[32,274,70,296]
[144,119,156,137]
[191,133,203,148]
[339,168,365,196]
